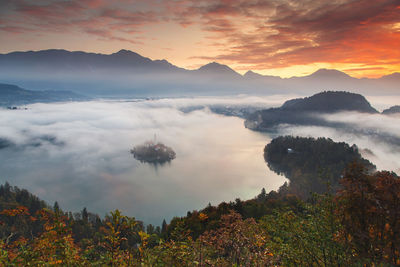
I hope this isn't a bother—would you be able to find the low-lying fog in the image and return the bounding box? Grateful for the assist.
[0,95,399,225]
[279,111,400,173]
[0,96,289,225]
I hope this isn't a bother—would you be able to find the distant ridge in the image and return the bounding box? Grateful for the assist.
[0,49,184,73]
[0,83,87,106]
[244,70,282,80]
[1,49,398,79]
[196,62,241,78]
[0,49,398,96]
[380,72,400,82]
[303,68,353,80]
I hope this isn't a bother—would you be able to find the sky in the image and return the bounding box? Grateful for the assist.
[0,0,399,78]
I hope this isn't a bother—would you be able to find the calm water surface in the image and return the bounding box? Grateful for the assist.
[0,99,286,224]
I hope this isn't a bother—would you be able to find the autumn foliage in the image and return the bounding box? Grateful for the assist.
[336,162,400,265]
[0,161,399,266]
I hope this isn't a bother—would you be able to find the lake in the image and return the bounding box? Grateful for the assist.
[0,98,287,225]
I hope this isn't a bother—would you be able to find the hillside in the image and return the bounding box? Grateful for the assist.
[0,152,399,265]
[0,83,88,106]
[264,136,375,197]
[280,91,377,113]
[245,91,377,131]
[382,105,400,114]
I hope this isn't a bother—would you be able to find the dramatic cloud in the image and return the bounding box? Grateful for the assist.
[182,0,400,76]
[0,0,398,77]
[0,0,159,44]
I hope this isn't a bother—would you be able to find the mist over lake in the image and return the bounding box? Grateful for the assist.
[0,97,288,225]
[1,95,400,225]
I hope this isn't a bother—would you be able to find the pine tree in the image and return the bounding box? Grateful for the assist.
[53,201,60,213]
[161,219,167,238]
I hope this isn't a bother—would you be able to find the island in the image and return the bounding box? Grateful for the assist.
[131,140,176,164]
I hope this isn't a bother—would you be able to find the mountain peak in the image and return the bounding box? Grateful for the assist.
[116,49,131,53]
[197,62,240,77]
[199,62,226,69]
[380,72,400,81]
[309,68,352,79]
[113,49,139,56]
[244,70,260,77]
[244,70,282,80]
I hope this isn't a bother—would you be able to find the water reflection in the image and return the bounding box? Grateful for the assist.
[0,100,287,225]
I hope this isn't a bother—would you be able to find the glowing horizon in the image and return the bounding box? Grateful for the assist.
[1,0,399,78]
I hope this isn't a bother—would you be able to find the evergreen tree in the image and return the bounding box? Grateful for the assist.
[53,201,60,213]
[257,188,267,202]
[82,207,88,223]
[161,219,167,237]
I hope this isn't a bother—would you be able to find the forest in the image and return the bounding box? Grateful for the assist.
[244,91,379,131]
[264,136,375,197]
[0,138,399,266]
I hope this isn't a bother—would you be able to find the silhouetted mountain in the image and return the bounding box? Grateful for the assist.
[284,69,360,94]
[281,91,378,113]
[382,105,400,114]
[302,68,353,80]
[0,49,184,74]
[244,70,263,79]
[380,72,400,83]
[0,83,88,106]
[246,68,399,95]
[195,62,241,78]
[0,49,399,96]
[243,70,282,81]
[245,91,378,131]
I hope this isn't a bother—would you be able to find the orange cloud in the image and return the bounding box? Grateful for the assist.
[0,0,398,77]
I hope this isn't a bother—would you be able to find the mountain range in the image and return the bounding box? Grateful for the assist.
[0,49,398,97]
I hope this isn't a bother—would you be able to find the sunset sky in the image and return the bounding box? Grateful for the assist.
[0,0,399,78]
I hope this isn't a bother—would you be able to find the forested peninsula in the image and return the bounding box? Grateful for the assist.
[245,91,378,131]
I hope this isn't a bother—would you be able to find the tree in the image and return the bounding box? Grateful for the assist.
[199,211,273,266]
[146,224,155,235]
[161,219,167,238]
[261,194,351,266]
[53,202,60,214]
[257,188,267,202]
[336,162,400,265]
[100,210,138,265]
[81,208,88,223]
